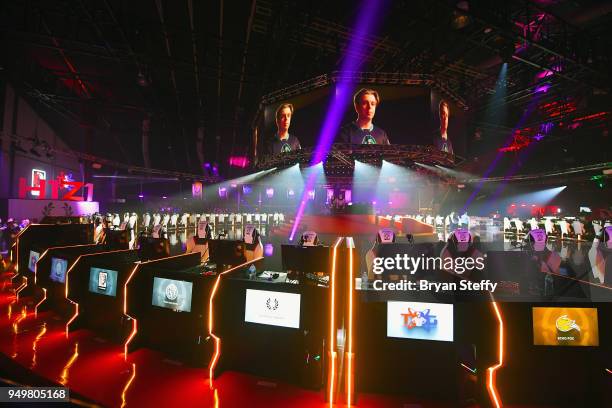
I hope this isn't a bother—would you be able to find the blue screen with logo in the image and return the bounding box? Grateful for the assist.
[88,267,118,297]
[50,257,68,283]
[151,277,193,313]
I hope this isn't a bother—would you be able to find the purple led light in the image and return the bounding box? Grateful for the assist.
[264,243,274,257]
[289,0,386,240]
[266,188,274,198]
[138,194,144,198]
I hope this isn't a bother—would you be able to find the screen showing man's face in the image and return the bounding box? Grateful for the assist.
[440,104,449,133]
[356,94,377,121]
[276,108,292,133]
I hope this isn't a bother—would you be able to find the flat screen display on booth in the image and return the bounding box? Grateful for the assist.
[244,289,301,329]
[532,307,599,347]
[88,267,118,297]
[28,250,40,273]
[151,278,193,313]
[387,301,454,342]
[50,257,68,283]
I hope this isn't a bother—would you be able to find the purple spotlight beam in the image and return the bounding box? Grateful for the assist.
[289,0,387,240]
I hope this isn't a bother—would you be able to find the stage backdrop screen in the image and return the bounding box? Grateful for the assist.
[260,86,332,156]
[28,250,40,273]
[387,301,454,342]
[532,307,599,347]
[259,84,466,156]
[50,257,68,283]
[151,277,193,313]
[88,267,118,297]
[244,289,301,329]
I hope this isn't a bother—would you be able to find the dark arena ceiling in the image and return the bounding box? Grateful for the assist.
[1,0,610,178]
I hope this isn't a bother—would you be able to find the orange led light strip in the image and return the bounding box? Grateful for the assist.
[60,342,79,386]
[346,237,355,406]
[486,301,504,408]
[207,257,265,386]
[14,276,28,301]
[120,363,136,408]
[31,322,47,369]
[34,288,47,317]
[123,264,141,360]
[328,237,343,406]
[13,224,31,276]
[34,249,51,285]
[12,307,27,334]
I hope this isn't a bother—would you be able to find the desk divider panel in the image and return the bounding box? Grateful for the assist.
[35,244,108,318]
[66,249,139,342]
[124,253,209,364]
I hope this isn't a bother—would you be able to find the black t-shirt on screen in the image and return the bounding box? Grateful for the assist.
[270,134,302,154]
[339,122,390,145]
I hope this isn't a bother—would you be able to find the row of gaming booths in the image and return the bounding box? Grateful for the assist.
[503,216,610,241]
[4,222,611,407]
[99,212,286,232]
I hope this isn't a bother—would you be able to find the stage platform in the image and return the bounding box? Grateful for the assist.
[272,214,436,237]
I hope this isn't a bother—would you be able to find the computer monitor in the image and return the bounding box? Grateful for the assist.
[104,229,130,250]
[208,239,246,267]
[88,267,118,297]
[28,250,40,273]
[151,277,193,313]
[244,289,301,328]
[532,307,599,346]
[387,301,454,342]
[281,245,330,274]
[137,235,170,261]
[50,257,68,283]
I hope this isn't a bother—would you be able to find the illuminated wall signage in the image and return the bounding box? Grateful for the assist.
[19,171,94,201]
[31,169,46,196]
[244,289,301,329]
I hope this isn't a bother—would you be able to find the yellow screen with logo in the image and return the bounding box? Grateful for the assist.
[532,307,599,346]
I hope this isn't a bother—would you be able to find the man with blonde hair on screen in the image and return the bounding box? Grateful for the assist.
[340,88,390,145]
[270,103,302,154]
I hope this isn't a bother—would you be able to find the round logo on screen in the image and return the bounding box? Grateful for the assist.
[266,298,279,311]
[555,315,580,332]
[165,283,179,302]
[361,135,377,144]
